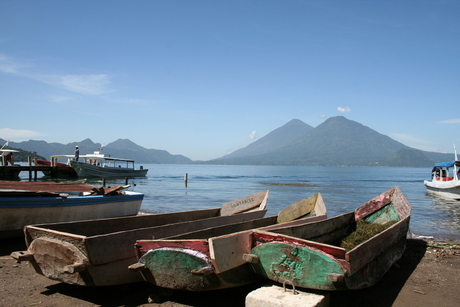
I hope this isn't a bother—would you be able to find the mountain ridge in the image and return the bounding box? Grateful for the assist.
[2,116,454,167]
[218,119,314,159]
[209,116,452,167]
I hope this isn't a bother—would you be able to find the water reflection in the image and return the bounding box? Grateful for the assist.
[425,194,460,239]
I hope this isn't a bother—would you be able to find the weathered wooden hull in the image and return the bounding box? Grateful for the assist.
[11,191,269,286]
[0,191,144,239]
[243,186,411,290]
[132,193,327,291]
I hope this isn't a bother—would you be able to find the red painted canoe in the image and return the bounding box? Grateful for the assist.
[130,193,327,291]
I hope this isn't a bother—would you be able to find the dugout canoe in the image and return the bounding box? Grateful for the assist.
[10,190,269,286]
[240,186,411,290]
[130,192,327,291]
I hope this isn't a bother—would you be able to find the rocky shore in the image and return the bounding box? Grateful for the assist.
[1,237,459,307]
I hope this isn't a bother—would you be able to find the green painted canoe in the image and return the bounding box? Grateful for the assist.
[131,192,327,291]
[244,186,411,290]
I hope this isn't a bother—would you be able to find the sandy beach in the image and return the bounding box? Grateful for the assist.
[1,237,459,307]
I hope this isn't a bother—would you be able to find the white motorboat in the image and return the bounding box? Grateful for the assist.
[424,148,460,200]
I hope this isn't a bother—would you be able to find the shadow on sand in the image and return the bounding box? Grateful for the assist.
[329,239,427,306]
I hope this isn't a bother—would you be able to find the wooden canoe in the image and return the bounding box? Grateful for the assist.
[130,192,327,291]
[10,191,269,286]
[241,186,411,290]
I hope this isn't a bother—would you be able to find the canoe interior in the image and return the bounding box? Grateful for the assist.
[27,208,222,238]
[136,192,327,248]
[250,186,412,288]
[165,216,279,240]
[25,209,266,266]
[156,192,326,241]
[255,187,410,256]
[277,192,325,223]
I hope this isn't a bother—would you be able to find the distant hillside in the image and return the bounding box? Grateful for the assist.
[209,116,453,167]
[2,138,192,164]
[386,148,435,167]
[217,119,314,160]
[104,139,192,164]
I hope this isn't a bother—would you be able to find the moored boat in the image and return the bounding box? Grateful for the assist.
[0,181,144,239]
[423,149,460,199]
[10,191,269,286]
[239,186,411,290]
[130,193,327,291]
[69,150,148,178]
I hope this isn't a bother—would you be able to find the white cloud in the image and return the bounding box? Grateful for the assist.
[248,130,257,140]
[50,95,72,103]
[0,54,113,95]
[0,128,43,139]
[0,53,28,74]
[337,106,351,113]
[439,119,460,124]
[59,74,112,95]
[319,114,327,118]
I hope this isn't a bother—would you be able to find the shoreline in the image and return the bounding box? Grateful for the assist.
[1,237,459,306]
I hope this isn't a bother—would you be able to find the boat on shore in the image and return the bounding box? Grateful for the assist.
[237,186,411,291]
[10,191,269,286]
[130,193,327,291]
[0,181,144,239]
[69,150,148,178]
[423,150,460,199]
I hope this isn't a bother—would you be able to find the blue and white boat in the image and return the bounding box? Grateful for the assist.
[0,181,144,238]
[424,148,460,200]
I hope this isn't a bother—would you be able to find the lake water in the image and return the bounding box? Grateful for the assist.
[24,164,460,241]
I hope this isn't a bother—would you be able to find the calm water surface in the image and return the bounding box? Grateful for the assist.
[29,164,460,241]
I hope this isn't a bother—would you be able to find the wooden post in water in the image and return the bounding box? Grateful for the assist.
[27,156,32,180]
[184,173,188,187]
[2,155,6,178]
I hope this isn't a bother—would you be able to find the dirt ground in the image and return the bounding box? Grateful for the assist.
[1,237,459,307]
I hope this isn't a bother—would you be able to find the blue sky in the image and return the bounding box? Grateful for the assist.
[1,1,459,161]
